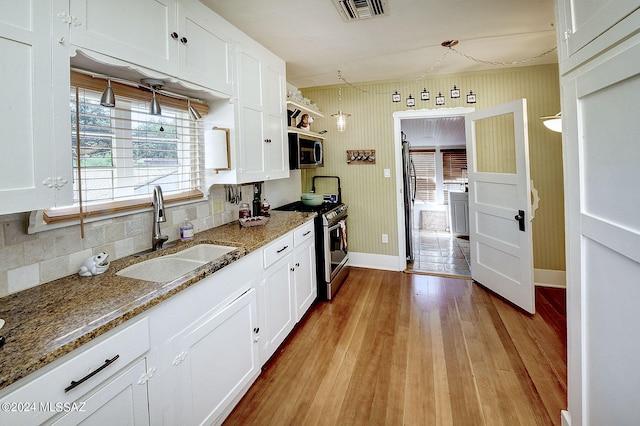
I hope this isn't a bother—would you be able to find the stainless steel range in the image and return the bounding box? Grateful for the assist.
[275,176,349,300]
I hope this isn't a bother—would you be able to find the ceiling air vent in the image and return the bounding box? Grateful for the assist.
[333,0,388,21]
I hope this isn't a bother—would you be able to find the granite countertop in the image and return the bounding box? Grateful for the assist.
[0,211,315,392]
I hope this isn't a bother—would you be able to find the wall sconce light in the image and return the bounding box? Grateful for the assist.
[332,86,350,132]
[451,85,460,98]
[435,92,445,106]
[467,90,476,104]
[406,94,415,107]
[392,91,401,103]
[421,88,430,101]
[540,112,562,133]
[100,79,116,107]
[187,99,202,121]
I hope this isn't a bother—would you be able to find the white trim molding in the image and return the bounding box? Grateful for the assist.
[534,268,566,288]
[348,252,403,272]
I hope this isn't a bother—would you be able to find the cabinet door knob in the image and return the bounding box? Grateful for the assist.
[295,262,300,267]
[290,267,295,272]
[170,32,179,39]
[180,36,188,44]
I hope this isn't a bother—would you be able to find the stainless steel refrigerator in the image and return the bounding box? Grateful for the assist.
[401,132,415,261]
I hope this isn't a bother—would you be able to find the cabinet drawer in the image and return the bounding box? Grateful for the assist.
[0,318,150,426]
[294,222,314,246]
[263,233,294,269]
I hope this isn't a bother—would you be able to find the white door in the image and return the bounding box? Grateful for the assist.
[465,99,535,314]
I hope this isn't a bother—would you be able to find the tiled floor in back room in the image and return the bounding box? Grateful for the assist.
[407,229,472,277]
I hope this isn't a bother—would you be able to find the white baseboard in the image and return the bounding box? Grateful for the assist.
[348,252,403,271]
[561,410,571,426]
[349,255,566,289]
[534,268,566,288]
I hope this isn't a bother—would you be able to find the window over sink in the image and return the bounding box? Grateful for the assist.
[44,72,207,224]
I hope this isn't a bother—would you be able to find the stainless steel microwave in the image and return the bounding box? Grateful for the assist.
[288,132,323,169]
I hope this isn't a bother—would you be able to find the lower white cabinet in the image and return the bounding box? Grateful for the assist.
[172,289,259,426]
[0,224,317,425]
[293,222,317,322]
[0,318,150,426]
[50,359,150,426]
[449,191,469,237]
[258,222,316,364]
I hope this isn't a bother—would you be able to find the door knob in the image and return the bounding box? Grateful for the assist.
[514,210,525,232]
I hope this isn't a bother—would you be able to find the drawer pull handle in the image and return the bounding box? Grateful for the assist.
[303,231,311,236]
[276,245,289,253]
[65,354,119,393]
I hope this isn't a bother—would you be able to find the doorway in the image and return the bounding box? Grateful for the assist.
[393,107,475,277]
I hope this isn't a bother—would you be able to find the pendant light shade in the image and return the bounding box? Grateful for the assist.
[150,90,162,116]
[541,112,562,133]
[331,110,350,132]
[100,79,116,107]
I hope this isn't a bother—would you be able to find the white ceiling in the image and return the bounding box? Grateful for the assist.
[200,0,558,88]
[402,116,466,147]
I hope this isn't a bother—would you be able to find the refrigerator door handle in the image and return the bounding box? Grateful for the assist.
[410,157,417,202]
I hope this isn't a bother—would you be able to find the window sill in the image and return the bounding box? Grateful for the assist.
[28,189,204,234]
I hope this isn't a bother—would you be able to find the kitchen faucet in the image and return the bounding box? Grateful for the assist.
[152,185,168,251]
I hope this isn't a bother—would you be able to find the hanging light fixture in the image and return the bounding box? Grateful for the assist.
[331,74,350,132]
[541,112,562,133]
[100,79,116,107]
[187,99,202,121]
[141,78,164,116]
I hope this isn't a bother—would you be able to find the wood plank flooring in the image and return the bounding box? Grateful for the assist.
[224,268,567,425]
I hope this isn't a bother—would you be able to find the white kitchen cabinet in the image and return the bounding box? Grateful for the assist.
[233,44,288,183]
[0,0,73,214]
[50,359,150,426]
[146,249,262,425]
[557,0,640,65]
[557,1,640,425]
[259,232,296,363]
[172,289,260,426]
[293,221,317,322]
[449,191,469,237]
[0,318,150,426]
[68,0,232,94]
[258,222,316,364]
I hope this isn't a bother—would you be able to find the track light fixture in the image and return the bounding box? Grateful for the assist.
[100,79,116,107]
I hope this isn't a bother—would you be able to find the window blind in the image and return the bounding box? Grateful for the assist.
[410,150,436,203]
[442,149,467,203]
[44,74,206,223]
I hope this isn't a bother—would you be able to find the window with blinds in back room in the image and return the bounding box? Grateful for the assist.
[410,148,467,205]
[44,72,208,223]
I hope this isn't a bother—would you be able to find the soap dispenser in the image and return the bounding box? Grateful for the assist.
[180,218,194,241]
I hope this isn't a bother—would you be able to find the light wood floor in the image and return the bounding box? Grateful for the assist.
[224,268,567,425]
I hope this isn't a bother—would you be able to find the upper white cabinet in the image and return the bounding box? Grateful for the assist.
[68,0,232,94]
[234,44,288,183]
[557,0,640,70]
[0,0,73,214]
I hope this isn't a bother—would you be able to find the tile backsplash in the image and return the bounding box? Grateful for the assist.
[0,185,255,298]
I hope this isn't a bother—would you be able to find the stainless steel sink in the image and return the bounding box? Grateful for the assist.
[117,244,236,282]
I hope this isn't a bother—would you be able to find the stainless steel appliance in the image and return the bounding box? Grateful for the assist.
[275,176,348,300]
[402,132,416,261]
[288,132,323,169]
